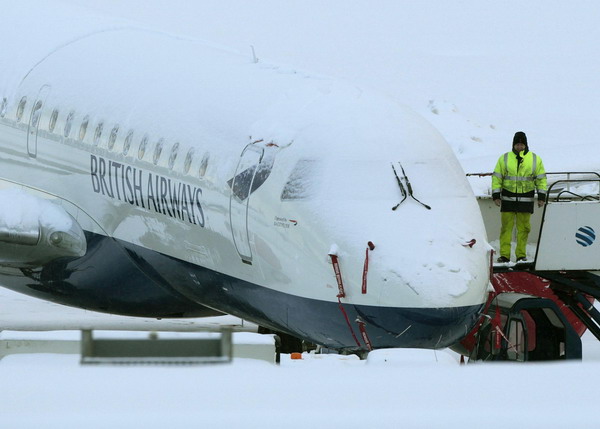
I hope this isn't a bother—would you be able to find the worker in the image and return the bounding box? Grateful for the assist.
[492,131,547,262]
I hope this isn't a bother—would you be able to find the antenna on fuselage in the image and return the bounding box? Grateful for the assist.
[251,45,259,64]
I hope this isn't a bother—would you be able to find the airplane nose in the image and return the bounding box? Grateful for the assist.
[353,301,485,349]
[352,239,489,349]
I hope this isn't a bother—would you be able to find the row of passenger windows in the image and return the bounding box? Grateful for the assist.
[2,95,210,178]
[2,94,317,201]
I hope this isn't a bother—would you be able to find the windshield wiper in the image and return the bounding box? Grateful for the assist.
[391,163,408,210]
[391,162,431,210]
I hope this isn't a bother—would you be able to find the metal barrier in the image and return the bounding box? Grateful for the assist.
[80,329,233,365]
[0,329,277,364]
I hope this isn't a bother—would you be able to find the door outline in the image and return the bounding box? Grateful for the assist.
[229,142,264,264]
[27,84,51,158]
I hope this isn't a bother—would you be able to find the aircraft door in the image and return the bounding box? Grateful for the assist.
[27,85,51,158]
[229,143,264,264]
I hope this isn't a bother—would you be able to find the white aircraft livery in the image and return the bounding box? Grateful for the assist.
[0,3,490,352]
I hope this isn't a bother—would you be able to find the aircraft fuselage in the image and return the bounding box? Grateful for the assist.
[0,23,490,351]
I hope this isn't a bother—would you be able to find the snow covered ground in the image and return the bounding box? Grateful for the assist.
[2,1,600,427]
[2,286,600,429]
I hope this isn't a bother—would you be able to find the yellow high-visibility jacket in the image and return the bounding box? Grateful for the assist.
[492,150,547,213]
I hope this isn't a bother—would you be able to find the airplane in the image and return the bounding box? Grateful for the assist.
[0,6,491,353]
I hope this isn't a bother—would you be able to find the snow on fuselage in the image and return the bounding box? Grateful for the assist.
[0,21,489,350]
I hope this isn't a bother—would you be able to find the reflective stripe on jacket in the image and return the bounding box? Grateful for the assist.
[491,150,547,213]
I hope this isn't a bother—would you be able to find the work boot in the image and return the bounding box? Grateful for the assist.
[497,256,510,263]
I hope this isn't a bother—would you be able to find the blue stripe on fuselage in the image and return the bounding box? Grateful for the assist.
[0,231,483,351]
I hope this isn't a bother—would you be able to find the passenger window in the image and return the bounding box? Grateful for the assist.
[108,125,119,150]
[123,130,134,155]
[30,100,43,128]
[138,135,149,160]
[93,122,103,146]
[199,152,209,177]
[64,111,75,137]
[79,116,89,141]
[0,97,7,118]
[49,109,59,132]
[153,138,164,165]
[168,142,179,170]
[16,97,27,122]
[184,148,195,174]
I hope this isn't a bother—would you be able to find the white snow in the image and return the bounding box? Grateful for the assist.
[3,285,600,428]
[1,0,600,427]
[0,188,73,231]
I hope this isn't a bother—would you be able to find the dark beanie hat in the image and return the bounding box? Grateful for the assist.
[513,131,528,147]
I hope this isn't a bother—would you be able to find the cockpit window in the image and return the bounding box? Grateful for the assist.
[281,159,317,200]
[252,155,274,192]
[228,150,275,201]
[229,165,257,201]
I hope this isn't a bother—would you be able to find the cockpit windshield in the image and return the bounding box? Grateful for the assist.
[281,159,317,201]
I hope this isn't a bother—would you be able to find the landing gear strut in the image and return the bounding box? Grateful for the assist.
[258,326,314,363]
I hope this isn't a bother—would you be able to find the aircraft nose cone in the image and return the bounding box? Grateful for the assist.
[354,302,484,349]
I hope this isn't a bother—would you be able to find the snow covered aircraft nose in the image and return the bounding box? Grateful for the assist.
[293,158,490,350]
[264,99,492,350]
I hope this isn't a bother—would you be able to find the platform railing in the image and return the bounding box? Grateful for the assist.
[466,171,600,200]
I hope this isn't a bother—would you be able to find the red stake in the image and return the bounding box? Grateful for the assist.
[362,242,375,294]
